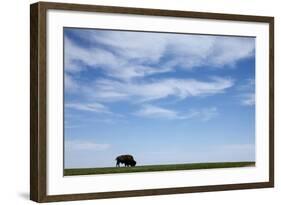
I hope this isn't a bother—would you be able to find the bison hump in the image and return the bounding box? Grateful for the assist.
[116,154,134,160]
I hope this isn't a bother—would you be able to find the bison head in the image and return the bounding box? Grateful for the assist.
[131,160,136,167]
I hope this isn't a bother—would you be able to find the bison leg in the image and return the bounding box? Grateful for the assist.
[116,161,120,167]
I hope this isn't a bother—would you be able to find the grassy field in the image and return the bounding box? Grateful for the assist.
[64,161,255,176]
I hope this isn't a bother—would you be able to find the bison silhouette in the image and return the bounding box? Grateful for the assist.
[116,155,136,167]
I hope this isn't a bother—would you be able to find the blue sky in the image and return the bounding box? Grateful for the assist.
[64,28,255,168]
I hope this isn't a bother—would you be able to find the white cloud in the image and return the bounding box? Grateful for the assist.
[237,78,255,106]
[64,73,79,92]
[65,139,110,151]
[200,107,218,121]
[65,102,111,113]
[64,36,170,81]
[134,105,179,119]
[65,36,124,73]
[241,93,255,106]
[72,29,167,64]
[134,105,218,121]
[87,77,234,102]
[65,30,255,81]
[209,37,255,66]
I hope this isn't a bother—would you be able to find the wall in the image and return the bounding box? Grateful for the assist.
[0,0,279,204]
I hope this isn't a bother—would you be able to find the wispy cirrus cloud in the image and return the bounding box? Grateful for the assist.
[65,102,111,114]
[199,107,219,121]
[65,139,110,151]
[237,78,255,106]
[241,93,255,106]
[87,77,234,102]
[134,105,181,119]
[64,73,79,92]
[73,29,255,67]
[65,30,255,81]
[64,36,170,81]
[134,105,218,121]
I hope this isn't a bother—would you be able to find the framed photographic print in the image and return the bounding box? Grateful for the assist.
[30,1,274,202]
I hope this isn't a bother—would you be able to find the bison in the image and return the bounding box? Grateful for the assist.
[116,155,136,167]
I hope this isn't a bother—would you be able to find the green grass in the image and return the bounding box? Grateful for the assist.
[64,161,255,176]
